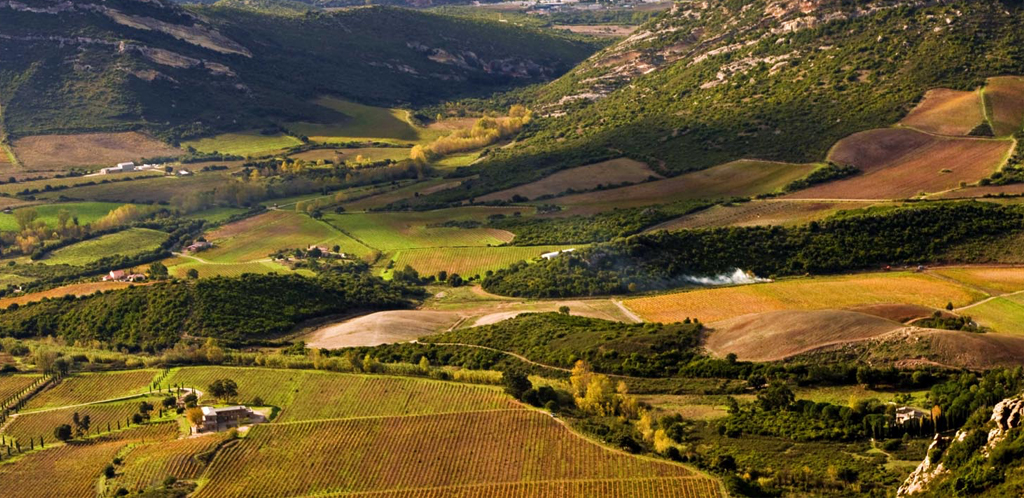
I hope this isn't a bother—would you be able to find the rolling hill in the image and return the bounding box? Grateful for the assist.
[0,0,601,141]
[427,0,1024,203]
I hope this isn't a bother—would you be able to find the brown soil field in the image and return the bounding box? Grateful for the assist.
[704,310,903,361]
[37,173,233,203]
[479,158,660,202]
[0,281,134,309]
[553,24,638,38]
[889,327,1024,370]
[647,200,875,231]
[12,132,181,171]
[789,128,1012,199]
[899,88,985,136]
[551,160,818,216]
[302,310,462,348]
[846,303,942,323]
[984,76,1024,137]
[933,183,1024,199]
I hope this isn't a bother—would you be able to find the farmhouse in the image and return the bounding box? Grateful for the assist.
[199,405,264,432]
[99,162,137,175]
[102,270,146,282]
[541,248,576,260]
[186,241,212,253]
[895,406,927,425]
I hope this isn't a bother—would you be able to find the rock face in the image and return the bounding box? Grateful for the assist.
[898,395,1024,496]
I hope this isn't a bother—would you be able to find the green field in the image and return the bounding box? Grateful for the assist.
[42,228,167,266]
[387,245,576,279]
[0,202,129,232]
[181,130,303,156]
[966,293,1024,335]
[200,210,372,263]
[322,207,521,252]
[285,98,442,145]
[165,258,311,279]
[184,206,249,224]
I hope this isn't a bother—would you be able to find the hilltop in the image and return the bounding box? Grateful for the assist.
[0,0,600,141]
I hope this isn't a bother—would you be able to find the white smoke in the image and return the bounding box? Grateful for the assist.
[682,269,770,286]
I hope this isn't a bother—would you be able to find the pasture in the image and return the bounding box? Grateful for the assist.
[181,130,302,157]
[899,88,985,136]
[200,210,372,263]
[193,410,713,498]
[0,281,134,309]
[704,309,903,361]
[23,369,161,411]
[11,132,181,171]
[648,200,878,231]
[984,76,1024,137]
[0,202,130,232]
[961,293,1024,335]
[42,228,167,266]
[624,272,986,324]
[387,244,576,278]
[790,128,1013,199]
[285,98,440,145]
[165,258,304,279]
[479,158,660,202]
[550,160,819,216]
[323,208,518,252]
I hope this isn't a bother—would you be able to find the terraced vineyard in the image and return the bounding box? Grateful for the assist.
[194,410,715,498]
[42,228,167,266]
[165,367,516,421]
[0,423,179,498]
[113,432,228,492]
[5,397,166,445]
[23,370,160,410]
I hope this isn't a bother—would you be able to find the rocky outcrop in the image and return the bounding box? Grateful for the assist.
[898,394,1024,496]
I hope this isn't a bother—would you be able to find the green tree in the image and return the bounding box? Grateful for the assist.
[53,424,72,442]
[186,268,200,279]
[502,369,532,400]
[147,262,169,280]
[757,384,794,411]
[208,379,238,402]
[13,208,38,231]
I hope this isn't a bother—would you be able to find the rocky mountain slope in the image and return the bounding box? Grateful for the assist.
[430,0,1024,202]
[0,0,600,140]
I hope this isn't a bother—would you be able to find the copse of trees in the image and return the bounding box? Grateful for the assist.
[482,202,1024,297]
[0,272,414,351]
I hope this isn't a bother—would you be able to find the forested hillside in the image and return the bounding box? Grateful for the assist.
[428,0,1024,202]
[0,0,600,140]
[0,273,411,350]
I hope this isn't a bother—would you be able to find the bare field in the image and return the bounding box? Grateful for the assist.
[790,128,1012,199]
[479,158,660,202]
[553,24,638,38]
[12,132,181,171]
[551,160,818,216]
[933,183,1024,199]
[985,76,1024,136]
[625,272,986,324]
[847,303,942,323]
[899,88,984,136]
[0,281,134,309]
[705,310,903,361]
[303,310,462,348]
[648,200,876,231]
[907,327,1024,369]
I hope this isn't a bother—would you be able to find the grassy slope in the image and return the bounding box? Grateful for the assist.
[42,228,167,266]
